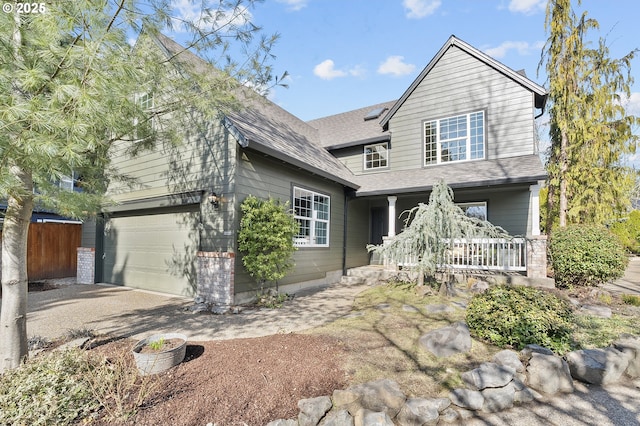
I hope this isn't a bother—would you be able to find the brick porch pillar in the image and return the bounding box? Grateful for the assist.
[526,235,548,279]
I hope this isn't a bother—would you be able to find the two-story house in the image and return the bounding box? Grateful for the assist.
[83,34,547,305]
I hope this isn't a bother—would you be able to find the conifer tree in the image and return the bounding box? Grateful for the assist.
[0,0,281,371]
[368,181,510,295]
[541,0,639,229]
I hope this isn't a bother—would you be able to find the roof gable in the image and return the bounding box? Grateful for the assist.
[380,35,547,129]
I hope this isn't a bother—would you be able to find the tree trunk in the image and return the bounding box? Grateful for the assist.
[558,129,569,228]
[0,165,34,372]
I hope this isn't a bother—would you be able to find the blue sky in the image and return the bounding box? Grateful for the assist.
[233,0,640,122]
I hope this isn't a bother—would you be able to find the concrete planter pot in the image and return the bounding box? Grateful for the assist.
[132,333,187,375]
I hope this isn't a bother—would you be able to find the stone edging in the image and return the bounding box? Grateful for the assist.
[266,334,640,425]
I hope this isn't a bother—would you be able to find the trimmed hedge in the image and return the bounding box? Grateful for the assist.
[466,285,574,354]
[549,225,627,288]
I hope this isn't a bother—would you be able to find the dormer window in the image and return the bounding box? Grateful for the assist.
[424,111,485,165]
[364,142,389,170]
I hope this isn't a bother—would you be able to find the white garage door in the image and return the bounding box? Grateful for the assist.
[103,209,200,297]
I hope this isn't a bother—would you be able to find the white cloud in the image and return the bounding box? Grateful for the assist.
[484,40,545,58]
[621,92,640,116]
[171,0,252,33]
[313,60,347,80]
[277,0,308,11]
[313,60,363,80]
[403,0,441,19]
[377,56,416,77]
[508,0,546,15]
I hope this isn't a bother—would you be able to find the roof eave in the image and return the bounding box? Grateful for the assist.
[326,134,391,151]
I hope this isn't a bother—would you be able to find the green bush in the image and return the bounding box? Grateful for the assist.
[466,285,575,353]
[549,225,628,288]
[610,210,640,254]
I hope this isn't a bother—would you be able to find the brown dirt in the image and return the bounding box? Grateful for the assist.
[90,333,348,426]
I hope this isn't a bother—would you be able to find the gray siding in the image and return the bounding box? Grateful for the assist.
[234,149,346,294]
[107,117,238,252]
[383,45,536,173]
[81,219,96,248]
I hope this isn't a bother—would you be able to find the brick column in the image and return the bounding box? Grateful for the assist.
[526,235,548,279]
[76,247,95,284]
[197,252,235,307]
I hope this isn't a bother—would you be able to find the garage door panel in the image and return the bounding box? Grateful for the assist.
[103,210,199,297]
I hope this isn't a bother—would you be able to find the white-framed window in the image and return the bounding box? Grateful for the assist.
[293,186,330,247]
[364,142,389,170]
[133,92,155,140]
[457,202,487,221]
[424,110,485,165]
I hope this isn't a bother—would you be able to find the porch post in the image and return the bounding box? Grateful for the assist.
[387,196,397,237]
[529,182,542,236]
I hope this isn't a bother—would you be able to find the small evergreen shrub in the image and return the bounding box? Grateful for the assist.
[610,210,640,254]
[549,225,628,288]
[466,285,575,353]
[622,294,640,306]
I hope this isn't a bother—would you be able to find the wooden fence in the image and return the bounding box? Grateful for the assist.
[0,222,82,281]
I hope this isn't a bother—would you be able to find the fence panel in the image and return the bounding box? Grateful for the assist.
[0,223,82,280]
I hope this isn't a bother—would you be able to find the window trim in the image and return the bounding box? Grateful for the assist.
[423,110,486,166]
[363,142,390,171]
[292,186,331,248]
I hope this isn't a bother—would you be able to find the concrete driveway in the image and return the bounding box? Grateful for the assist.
[24,281,366,342]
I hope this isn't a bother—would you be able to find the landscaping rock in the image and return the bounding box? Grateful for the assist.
[511,378,542,403]
[353,409,394,426]
[566,348,629,385]
[461,362,515,390]
[376,303,391,310]
[525,352,574,395]
[266,420,297,426]
[319,409,353,426]
[402,304,420,313]
[470,280,490,293]
[449,388,484,410]
[395,398,449,426]
[425,304,455,314]
[332,379,406,418]
[481,383,515,413]
[298,396,332,426]
[439,407,460,423]
[520,344,554,362]
[55,337,91,351]
[418,321,472,358]
[580,304,612,318]
[492,349,525,373]
[613,334,640,378]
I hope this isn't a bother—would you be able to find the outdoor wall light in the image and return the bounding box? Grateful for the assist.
[208,193,220,208]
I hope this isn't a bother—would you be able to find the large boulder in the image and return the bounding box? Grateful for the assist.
[396,398,449,426]
[419,321,472,358]
[566,348,629,385]
[613,335,640,378]
[481,383,515,413]
[332,379,407,418]
[461,362,515,390]
[319,409,353,426]
[448,388,484,411]
[525,352,574,395]
[492,350,525,373]
[298,396,333,426]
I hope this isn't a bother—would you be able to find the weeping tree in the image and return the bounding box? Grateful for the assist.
[0,0,282,372]
[368,181,511,295]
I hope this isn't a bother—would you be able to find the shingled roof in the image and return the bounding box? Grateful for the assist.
[352,155,546,197]
[152,33,359,189]
[308,100,395,150]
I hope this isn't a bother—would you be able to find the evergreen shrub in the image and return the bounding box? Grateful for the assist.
[466,285,574,353]
[610,210,640,254]
[549,225,627,288]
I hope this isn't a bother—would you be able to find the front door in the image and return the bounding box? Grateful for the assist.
[370,207,388,264]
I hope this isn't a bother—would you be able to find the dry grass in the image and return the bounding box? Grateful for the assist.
[307,281,500,398]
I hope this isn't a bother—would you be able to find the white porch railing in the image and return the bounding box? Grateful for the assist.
[389,237,527,272]
[442,238,526,272]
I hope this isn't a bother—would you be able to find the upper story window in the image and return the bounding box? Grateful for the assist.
[364,142,389,170]
[424,111,485,165]
[293,186,330,247]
